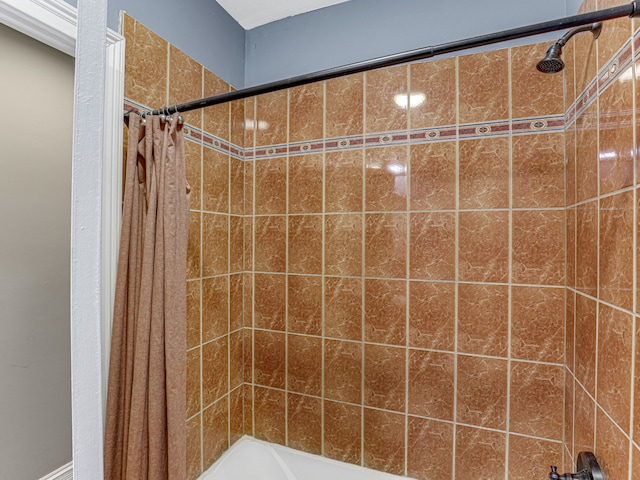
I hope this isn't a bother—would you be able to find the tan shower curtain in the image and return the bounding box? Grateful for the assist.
[105,113,189,480]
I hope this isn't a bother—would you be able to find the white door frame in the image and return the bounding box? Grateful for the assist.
[0,0,124,477]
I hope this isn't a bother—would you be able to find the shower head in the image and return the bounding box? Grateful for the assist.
[536,22,603,74]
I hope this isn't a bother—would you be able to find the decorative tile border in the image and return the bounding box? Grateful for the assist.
[567,26,638,127]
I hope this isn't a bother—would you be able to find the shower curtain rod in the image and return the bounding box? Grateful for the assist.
[127,1,640,118]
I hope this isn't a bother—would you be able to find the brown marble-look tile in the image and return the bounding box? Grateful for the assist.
[567,207,576,288]
[253,330,286,389]
[407,417,454,480]
[566,125,577,208]
[287,394,322,455]
[123,16,167,110]
[202,276,229,342]
[458,283,509,357]
[409,141,456,211]
[244,160,254,215]
[512,210,565,286]
[457,355,508,429]
[458,211,509,283]
[324,339,362,404]
[290,83,324,142]
[287,275,322,335]
[511,43,564,118]
[187,212,201,279]
[458,49,509,124]
[597,304,633,431]
[575,105,598,202]
[255,90,288,147]
[364,213,407,278]
[202,213,229,276]
[363,408,405,475]
[409,212,456,281]
[575,294,597,397]
[186,414,202,480]
[459,137,510,209]
[243,217,253,271]
[409,281,455,351]
[365,146,408,211]
[595,408,631,480]
[187,280,201,349]
[600,191,634,310]
[455,426,506,480]
[243,273,253,328]
[364,279,406,345]
[243,384,253,435]
[512,133,565,208]
[169,45,202,129]
[325,149,363,213]
[253,273,286,330]
[511,286,564,363]
[573,384,595,456]
[288,215,323,274]
[185,139,202,211]
[229,387,243,445]
[202,148,229,213]
[254,216,286,273]
[288,154,323,213]
[324,214,363,277]
[364,344,406,412]
[229,216,243,273]
[409,57,457,129]
[564,375,574,463]
[324,400,362,465]
[202,398,228,470]
[508,435,563,480]
[576,201,598,296]
[234,98,248,149]
[324,277,362,341]
[254,387,286,445]
[564,38,577,109]
[287,334,322,396]
[408,350,454,421]
[597,6,632,70]
[202,337,228,407]
[243,328,252,384]
[255,157,286,214]
[230,158,244,215]
[600,73,634,194]
[365,65,408,133]
[566,290,575,373]
[203,69,230,141]
[636,321,640,445]
[509,362,564,440]
[326,73,364,138]
[187,348,201,419]
[574,19,597,102]
[229,330,243,390]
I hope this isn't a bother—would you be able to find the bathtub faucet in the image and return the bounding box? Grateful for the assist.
[548,466,590,480]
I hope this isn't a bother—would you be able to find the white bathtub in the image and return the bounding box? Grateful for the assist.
[200,436,416,480]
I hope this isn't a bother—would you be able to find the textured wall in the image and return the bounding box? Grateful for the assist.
[565,0,640,478]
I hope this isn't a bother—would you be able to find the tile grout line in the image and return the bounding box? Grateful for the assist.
[452,54,460,480]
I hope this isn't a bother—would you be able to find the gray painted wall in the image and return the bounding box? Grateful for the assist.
[63,0,245,88]
[0,23,73,480]
[245,0,582,86]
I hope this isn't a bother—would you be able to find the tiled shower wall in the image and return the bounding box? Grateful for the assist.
[242,45,568,479]
[121,15,246,480]
[564,0,640,478]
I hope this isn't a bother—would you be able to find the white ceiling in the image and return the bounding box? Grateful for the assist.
[217,0,352,30]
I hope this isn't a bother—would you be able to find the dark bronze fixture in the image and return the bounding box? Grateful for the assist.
[548,452,605,480]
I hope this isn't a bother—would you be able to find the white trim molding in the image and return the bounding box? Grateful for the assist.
[39,462,73,480]
[0,0,124,477]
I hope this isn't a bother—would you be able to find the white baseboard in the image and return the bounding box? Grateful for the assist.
[39,462,73,480]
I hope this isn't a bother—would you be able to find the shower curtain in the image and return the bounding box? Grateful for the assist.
[105,113,190,480]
